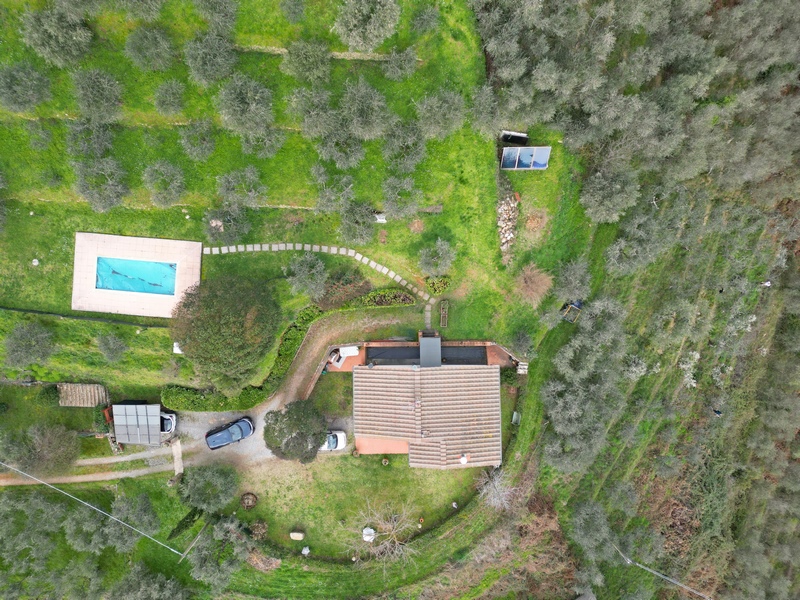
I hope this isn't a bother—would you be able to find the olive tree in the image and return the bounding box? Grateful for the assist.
[217,165,266,207]
[143,160,185,207]
[280,0,305,23]
[382,176,420,220]
[413,6,439,33]
[284,252,328,300]
[73,69,122,124]
[339,200,374,244]
[184,33,237,86]
[97,333,128,363]
[333,0,400,51]
[0,63,51,112]
[580,168,641,224]
[216,74,283,158]
[154,80,185,115]
[382,122,427,173]
[194,0,239,34]
[180,465,239,513]
[419,238,455,276]
[415,90,465,139]
[382,47,417,81]
[4,322,54,369]
[119,0,166,21]
[471,83,500,139]
[280,40,331,84]
[188,517,251,590]
[73,157,128,212]
[179,120,216,161]
[67,120,113,159]
[114,564,190,600]
[339,77,397,141]
[22,8,92,67]
[125,26,174,71]
[18,425,80,476]
[110,493,160,553]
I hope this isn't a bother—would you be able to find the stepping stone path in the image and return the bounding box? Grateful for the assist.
[203,243,439,309]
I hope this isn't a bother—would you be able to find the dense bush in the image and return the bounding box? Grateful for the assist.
[125,26,174,71]
[73,69,122,124]
[113,564,189,600]
[154,80,185,115]
[170,277,280,395]
[285,252,328,301]
[97,333,128,363]
[334,0,400,51]
[92,404,109,433]
[54,0,101,19]
[73,157,129,212]
[280,40,331,84]
[143,160,185,207]
[194,0,239,34]
[204,204,251,245]
[161,385,265,411]
[425,275,451,295]
[419,237,455,276]
[179,120,216,161]
[184,33,237,86]
[187,517,251,590]
[263,399,327,463]
[22,9,93,67]
[263,306,324,392]
[217,165,266,207]
[517,264,553,307]
[351,288,416,307]
[0,63,51,112]
[318,265,371,309]
[580,168,641,224]
[382,47,417,81]
[317,128,365,169]
[4,322,54,368]
[280,0,305,23]
[552,259,591,302]
[415,90,466,139]
[180,465,238,513]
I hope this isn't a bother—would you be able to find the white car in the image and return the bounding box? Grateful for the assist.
[320,430,347,452]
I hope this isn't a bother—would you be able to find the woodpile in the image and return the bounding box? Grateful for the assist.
[497,193,519,260]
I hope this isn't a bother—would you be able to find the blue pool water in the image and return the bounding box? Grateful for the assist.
[96,257,177,295]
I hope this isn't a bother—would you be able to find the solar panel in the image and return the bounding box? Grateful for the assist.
[500,146,551,171]
[112,404,162,446]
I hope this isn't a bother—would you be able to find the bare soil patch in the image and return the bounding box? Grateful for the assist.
[409,219,424,233]
[247,550,281,572]
[378,229,388,244]
[521,208,550,246]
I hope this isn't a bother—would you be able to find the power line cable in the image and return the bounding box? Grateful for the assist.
[0,459,182,557]
[611,542,714,600]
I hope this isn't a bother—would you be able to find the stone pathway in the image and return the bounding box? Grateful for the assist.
[203,242,438,307]
[171,440,184,475]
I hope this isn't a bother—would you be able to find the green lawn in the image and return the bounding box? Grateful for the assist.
[308,371,352,419]
[0,383,94,433]
[238,453,479,558]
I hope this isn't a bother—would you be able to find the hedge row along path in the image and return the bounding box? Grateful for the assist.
[203,241,438,307]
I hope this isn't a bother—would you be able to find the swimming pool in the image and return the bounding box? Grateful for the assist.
[95,257,177,295]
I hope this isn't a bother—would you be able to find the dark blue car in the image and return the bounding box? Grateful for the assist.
[205,417,255,450]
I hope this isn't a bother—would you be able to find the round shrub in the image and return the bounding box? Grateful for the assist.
[280,0,305,23]
[184,33,237,86]
[119,0,166,21]
[413,6,439,33]
[0,63,51,112]
[143,161,185,207]
[73,69,122,124]
[334,0,400,51]
[125,26,174,71]
[194,0,239,34]
[154,80,185,115]
[339,77,396,141]
[415,90,465,140]
[216,73,274,135]
[22,9,93,67]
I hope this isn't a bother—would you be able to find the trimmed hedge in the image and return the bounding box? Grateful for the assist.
[263,305,324,393]
[349,288,416,307]
[161,385,266,411]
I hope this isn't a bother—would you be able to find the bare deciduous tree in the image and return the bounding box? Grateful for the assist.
[345,501,418,574]
[476,468,517,511]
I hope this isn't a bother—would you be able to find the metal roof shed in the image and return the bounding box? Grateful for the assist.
[112,404,161,446]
